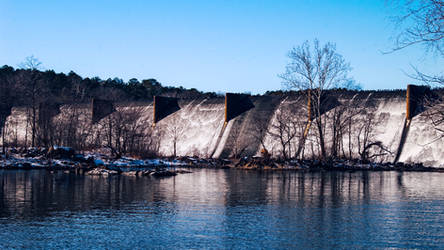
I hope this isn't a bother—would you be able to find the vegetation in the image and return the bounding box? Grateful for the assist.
[0,60,220,108]
[389,0,444,135]
[280,39,358,159]
[0,59,220,156]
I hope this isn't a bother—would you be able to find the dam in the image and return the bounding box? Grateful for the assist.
[1,85,443,167]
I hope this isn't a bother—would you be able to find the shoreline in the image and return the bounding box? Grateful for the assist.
[1,147,443,174]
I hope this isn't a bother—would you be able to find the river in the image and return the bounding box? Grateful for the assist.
[0,169,443,249]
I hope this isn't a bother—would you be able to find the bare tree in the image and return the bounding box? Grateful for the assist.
[390,0,443,55]
[0,71,15,154]
[329,96,392,162]
[107,108,139,156]
[52,105,93,150]
[97,106,160,157]
[423,98,444,133]
[68,71,89,102]
[250,111,271,154]
[355,110,391,162]
[3,116,20,149]
[269,104,305,160]
[18,56,44,148]
[328,104,347,158]
[388,0,443,84]
[225,122,249,159]
[165,115,184,157]
[280,40,351,159]
[18,55,42,70]
[389,0,444,135]
[326,94,364,159]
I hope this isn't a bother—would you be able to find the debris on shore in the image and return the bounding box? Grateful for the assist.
[0,146,192,177]
[231,157,443,172]
[0,147,443,174]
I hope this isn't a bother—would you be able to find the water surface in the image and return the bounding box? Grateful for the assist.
[0,169,443,249]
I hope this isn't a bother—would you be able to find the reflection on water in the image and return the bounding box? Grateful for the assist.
[0,169,443,248]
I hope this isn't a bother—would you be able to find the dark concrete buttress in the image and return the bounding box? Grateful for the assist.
[406,84,431,119]
[91,98,115,124]
[152,96,180,125]
[394,84,430,163]
[224,93,255,123]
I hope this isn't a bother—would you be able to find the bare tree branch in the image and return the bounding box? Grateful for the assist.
[388,0,444,55]
[280,39,352,159]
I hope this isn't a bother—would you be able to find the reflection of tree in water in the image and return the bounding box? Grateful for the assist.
[242,170,435,248]
[220,170,423,248]
[223,170,270,207]
[244,170,428,208]
[0,170,177,219]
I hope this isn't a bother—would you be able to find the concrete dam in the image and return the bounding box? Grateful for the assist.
[1,85,444,167]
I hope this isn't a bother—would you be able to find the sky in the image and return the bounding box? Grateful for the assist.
[0,0,442,94]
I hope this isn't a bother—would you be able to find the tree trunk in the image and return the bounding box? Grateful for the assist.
[108,117,112,148]
[173,140,177,157]
[2,125,5,155]
[31,105,36,147]
[316,115,326,159]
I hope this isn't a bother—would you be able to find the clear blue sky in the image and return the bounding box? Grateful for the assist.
[0,0,442,94]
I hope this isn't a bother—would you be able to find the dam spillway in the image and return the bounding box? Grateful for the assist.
[1,87,444,167]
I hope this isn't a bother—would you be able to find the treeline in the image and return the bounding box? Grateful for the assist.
[0,65,220,107]
[0,64,220,151]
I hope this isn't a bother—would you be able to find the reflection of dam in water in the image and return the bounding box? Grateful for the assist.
[1,169,443,248]
[2,85,444,167]
[1,169,443,219]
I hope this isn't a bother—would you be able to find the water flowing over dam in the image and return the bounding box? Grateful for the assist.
[1,86,444,167]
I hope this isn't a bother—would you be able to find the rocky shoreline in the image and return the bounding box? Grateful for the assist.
[0,147,443,174]
[0,147,193,177]
[230,157,444,172]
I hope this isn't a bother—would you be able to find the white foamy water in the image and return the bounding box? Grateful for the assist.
[2,94,444,167]
[154,99,227,157]
[400,112,444,167]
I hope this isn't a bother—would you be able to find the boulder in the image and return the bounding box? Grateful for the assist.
[121,171,138,176]
[86,168,118,176]
[141,170,154,176]
[47,146,75,159]
[150,170,177,177]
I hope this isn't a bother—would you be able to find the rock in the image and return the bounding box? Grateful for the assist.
[150,170,177,177]
[395,162,405,168]
[22,162,32,169]
[94,158,105,166]
[47,146,75,159]
[141,170,153,176]
[235,157,278,169]
[260,148,270,160]
[175,169,192,174]
[86,168,118,176]
[23,147,46,158]
[121,171,138,176]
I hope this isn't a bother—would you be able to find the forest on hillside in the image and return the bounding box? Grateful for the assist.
[0,65,220,108]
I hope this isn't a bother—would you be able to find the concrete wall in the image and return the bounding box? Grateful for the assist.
[2,88,444,167]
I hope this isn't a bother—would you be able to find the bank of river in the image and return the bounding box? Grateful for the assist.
[1,147,442,173]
